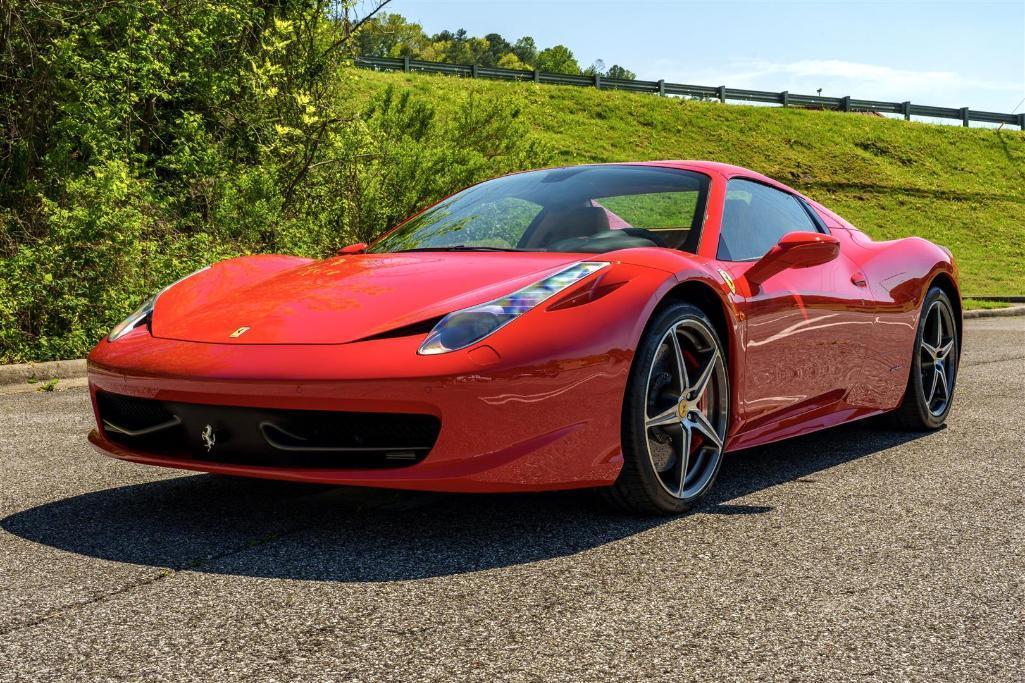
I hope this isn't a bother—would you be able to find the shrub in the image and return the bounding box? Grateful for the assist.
[0,2,552,363]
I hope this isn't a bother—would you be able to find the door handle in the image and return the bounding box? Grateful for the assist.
[851,272,868,287]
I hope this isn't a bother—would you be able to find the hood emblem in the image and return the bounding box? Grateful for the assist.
[229,326,251,338]
[201,424,216,452]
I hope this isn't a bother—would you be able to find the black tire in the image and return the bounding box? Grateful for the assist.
[603,302,730,515]
[893,286,959,430]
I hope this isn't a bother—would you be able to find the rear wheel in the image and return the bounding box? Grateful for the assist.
[893,287,959,430]
[605,303,729,515]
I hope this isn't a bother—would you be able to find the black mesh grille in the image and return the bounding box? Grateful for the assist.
[95,391,440,469]
[96,391,177,432]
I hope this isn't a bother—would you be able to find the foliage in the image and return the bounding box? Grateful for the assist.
[512,37,538,66]
[38,378,60,392]
[585,60,637,81]
[535,45,581,75]
[0,1,551,362]
[606,64,637,80]
[354,12,633,77]
[351,11,430,58]
[497,53,529,71]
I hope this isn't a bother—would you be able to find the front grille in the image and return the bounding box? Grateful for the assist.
[95,391,440,469]
[97,391,179,433]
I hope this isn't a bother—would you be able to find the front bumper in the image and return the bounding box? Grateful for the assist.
[86,331,631,492]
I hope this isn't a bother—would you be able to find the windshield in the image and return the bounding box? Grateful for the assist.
[370,165,710,254]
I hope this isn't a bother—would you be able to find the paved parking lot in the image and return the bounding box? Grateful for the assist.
[1,317,1022,681]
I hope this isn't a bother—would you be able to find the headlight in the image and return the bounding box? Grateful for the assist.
[107,295,157,342]
[106,266,210,342]
[418,261,609,355]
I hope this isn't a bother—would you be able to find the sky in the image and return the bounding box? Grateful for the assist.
[380,0,1025,117]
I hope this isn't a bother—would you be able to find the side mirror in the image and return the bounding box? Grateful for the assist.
[337,242,367,256]
[744,231,840,286]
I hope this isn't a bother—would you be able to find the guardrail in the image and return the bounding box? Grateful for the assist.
[355,56,1025,130]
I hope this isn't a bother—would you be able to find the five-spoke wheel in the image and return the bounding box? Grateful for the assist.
[608,303,729,514]
[643,319,728,500]
[919,298,956,417]
[895,286,959,430]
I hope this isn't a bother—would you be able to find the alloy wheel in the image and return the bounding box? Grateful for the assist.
[919,299,956,417]
[643,319,729,500]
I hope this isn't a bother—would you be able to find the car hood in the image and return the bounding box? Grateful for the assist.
[151,252,589,345]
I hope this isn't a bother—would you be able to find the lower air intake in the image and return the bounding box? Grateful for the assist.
[95,391,440,469]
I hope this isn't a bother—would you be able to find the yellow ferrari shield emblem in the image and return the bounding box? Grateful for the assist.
[718,269,736,294]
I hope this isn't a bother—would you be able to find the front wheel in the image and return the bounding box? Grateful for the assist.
[605,303,730,515]
[893,286,959,430]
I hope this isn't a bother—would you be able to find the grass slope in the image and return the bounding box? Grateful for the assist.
[350,69,1025,296]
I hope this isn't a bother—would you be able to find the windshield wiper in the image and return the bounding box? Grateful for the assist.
[397,245,527,252]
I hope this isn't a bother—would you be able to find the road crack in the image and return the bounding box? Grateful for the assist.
[962,354,1025,368]
[0,523,316,639]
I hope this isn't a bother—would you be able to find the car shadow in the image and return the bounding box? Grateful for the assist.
[2,421,927,582]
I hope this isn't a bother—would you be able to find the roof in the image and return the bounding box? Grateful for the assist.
[638,160,775,183]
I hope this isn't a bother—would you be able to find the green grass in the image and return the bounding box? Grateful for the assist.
[963,299,1013,310]
[348,69,1025,296]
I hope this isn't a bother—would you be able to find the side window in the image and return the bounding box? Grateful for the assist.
[717,179,819,261]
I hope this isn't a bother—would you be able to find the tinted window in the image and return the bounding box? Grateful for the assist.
[595,192,699,230]
[370,165,710,254]
[717,179,819,261]
[440,197,543,249]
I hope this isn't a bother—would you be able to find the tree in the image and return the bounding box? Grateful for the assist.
[497,53,528,71]
[418,39,451,63]
[585,60,637,80]
[355,12,429,58]
[584,60,606,77]
[347,16,637,78]
[535,45,580,74]
[425,28,488,65]
[605,64,636,80]
[481,33,512,67]
[512,37,538,66]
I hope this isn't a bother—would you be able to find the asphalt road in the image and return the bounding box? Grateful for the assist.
[1,317,1022,682]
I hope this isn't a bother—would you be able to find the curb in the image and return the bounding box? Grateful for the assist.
[0,359,88,386]
[963,305,1025,319]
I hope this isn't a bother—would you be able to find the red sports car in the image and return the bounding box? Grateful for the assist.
[87,161,961,514]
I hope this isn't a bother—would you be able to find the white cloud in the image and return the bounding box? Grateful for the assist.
[641,57,1022,110]
[725,59,1014,93]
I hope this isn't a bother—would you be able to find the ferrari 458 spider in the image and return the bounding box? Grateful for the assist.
[88,161,961,513]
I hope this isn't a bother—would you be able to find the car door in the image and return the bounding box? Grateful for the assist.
[714,179,870,439]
